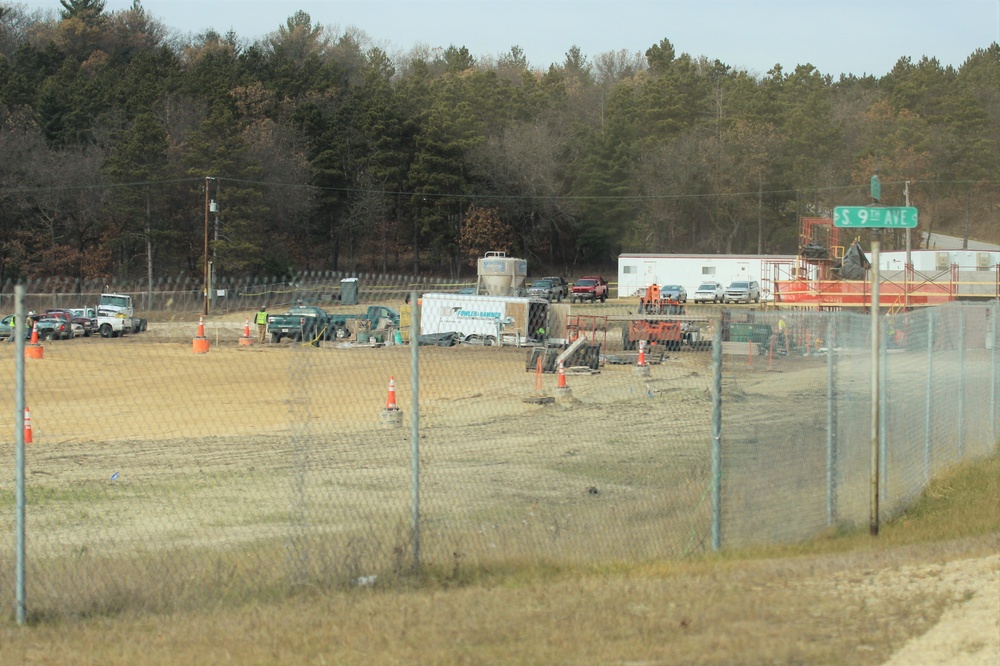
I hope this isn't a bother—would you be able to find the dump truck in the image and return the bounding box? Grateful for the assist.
[418,293,549,347]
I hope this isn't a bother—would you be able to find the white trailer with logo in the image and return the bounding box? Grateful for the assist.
[419,293,549,346]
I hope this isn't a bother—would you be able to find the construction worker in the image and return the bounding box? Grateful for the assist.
[8,311,34,343]
[255,305,268,344]
[776,316,788,354]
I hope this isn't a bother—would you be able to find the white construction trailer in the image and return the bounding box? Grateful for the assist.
[617,254,801,302]
[418,293,550,346]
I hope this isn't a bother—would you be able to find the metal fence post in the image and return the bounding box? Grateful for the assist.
[924,309,934,483]
[826,313,837,526]
[870,240,881,536]
[992,301,997,449]
[14,284,27,624]
[958,307,965,460]
[710,318,723,552]
[879,323,888,498]
[410,289,421,571]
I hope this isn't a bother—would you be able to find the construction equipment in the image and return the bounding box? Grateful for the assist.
[623,299,686,351]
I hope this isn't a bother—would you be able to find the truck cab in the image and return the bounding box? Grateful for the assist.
[98,292,147,334]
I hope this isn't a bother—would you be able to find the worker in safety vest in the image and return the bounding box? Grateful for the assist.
[254,305,268,344]
[8,312,34,342]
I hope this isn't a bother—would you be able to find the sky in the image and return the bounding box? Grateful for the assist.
[28,0,1000,78]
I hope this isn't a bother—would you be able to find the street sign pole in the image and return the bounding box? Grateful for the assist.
[870,235,880,537]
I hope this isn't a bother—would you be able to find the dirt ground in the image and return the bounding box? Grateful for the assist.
[1,319,997,663]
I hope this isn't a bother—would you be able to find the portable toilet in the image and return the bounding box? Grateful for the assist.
[340,277,359,305]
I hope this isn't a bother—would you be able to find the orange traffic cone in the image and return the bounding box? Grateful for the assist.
[634,339,650,376]
[385,375,399,411]
[193,315,209,353]
[24,407,32,444]
[25,323,44,358]
[239,317,254,346]
[557,360,567,389]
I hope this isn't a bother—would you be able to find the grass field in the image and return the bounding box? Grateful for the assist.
[0,455,995,665]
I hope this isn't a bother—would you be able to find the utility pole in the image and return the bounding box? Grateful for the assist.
[203,176,213,316]
[905,181,911,309]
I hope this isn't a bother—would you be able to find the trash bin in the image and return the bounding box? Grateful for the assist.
[340,277,358,305]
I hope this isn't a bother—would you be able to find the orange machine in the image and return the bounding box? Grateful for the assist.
[624,299,686,351]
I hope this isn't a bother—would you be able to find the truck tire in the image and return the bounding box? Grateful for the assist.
[600,292,606,303]
[271,332,282,344]
[99,323,113,338]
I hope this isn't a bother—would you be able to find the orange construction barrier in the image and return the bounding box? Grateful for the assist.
[385,375,399,411]
[557,360,567,389]
[24,407,32,444]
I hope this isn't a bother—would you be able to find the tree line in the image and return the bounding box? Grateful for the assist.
[0,0,997,286]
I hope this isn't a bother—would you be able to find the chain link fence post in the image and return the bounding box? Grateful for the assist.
[826,313,837,526]
[710,316,722,553]
[924,309,934,484]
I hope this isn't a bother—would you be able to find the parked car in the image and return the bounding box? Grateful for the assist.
[570,276,609,303]
[660,284,687,303]
[32,313,74,340]
[542,276,570,301]
[0,313,40,340]
[724,280,761,304]
[527,279,562,302]
[48,308,95,337]
[693,281,724,303]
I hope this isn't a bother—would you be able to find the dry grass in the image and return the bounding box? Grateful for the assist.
[2,455,996,665]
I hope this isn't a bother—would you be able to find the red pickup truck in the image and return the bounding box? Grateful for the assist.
[570,276,609,303]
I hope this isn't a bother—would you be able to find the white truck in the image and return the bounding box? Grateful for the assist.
[418,293,549,347]
[96,292,148,337]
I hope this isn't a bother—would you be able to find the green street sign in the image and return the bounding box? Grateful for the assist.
[833,206,918,229]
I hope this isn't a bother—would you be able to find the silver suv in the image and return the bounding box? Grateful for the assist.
[724,280,761,304]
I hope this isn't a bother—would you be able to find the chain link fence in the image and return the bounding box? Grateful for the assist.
[2,281,997,621]
[716,302,998,548]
